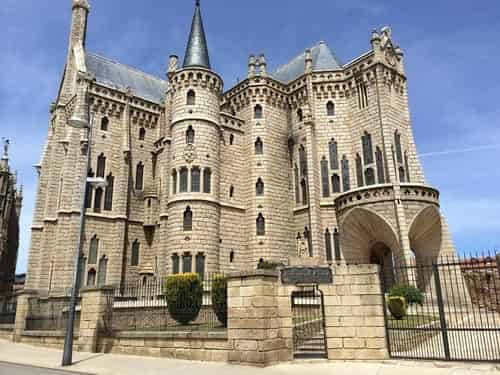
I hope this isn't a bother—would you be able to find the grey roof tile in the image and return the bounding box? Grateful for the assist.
[85,52,167,103]
[272,42,342,83]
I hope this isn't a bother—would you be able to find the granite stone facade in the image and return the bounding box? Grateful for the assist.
[26,0,458,294]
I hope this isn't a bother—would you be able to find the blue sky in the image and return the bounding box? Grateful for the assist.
[1,0,499,273]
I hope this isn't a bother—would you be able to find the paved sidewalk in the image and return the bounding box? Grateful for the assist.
[0,339,498,375]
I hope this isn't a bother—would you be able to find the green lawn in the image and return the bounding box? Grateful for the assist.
[388,315,439,329]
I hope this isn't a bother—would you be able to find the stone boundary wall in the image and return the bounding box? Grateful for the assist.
[17,330,76,350]
[97,331,228,362]
[0,324,13,340]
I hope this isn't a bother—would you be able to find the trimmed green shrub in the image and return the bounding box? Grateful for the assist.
[165,273,203,325]
[388,296,407,320]
[388,284,424,306]
[211,274,228,327]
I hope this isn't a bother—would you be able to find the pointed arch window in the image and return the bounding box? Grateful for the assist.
[255,137,263,155]
[87,269,96,287]
[362,132,374,164]
[183,207,193,231]
[229,134,234,145]
[203,168,212,193]
[85,169,94,209]
[195,253,205,279]
[327,101,335,116]
[230,251,235,263]
[100,116,109,131]
[299,145,307,176]
[304,227,312,257]
[294,164,300,204]
[139,127,146,141]
[254,104,263,119]
[321,157,330,198]
[135,162,144,190]
[404,152,411,183]
[191,167,201,192]
[395,131,403,163]
[333,228,341,261]
[104,173,114,211]
[94,187,103,213]
[329,139,339,170]
[98,256,108,287]
[332,173,341,193]
[97,153,106,178]
[186,126,195,144]
[256,178,264,196]
[325,229,333,262]
[131,240,140,266]
[301,178,308,205]
[356,154,364,187]
[341,156,350,191]
[256,213,265,236]
[399,166,406,183]
[376,147,385,184]
[77,255,86,289]
[89,235,99,265]
[365,168,375,186]
[172,253,180,274]
[187,90,196,105]
[171,170,177,194]
[179,167,188,192]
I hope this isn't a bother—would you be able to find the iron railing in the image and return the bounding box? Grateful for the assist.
[105,273,226,334]
[382,252,500,362]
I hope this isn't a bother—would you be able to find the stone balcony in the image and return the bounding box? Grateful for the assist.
[334,183,440,216]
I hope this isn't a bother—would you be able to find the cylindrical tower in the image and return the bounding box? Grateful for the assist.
[165,1,223,275]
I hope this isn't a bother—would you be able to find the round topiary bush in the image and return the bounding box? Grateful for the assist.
[388,284,424,306]
[211,274,228,327]
[165,273,203,325]
[388,296,407,320]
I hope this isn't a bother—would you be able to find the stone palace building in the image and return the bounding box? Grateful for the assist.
[25,0,457,293]
[0,140,23,294]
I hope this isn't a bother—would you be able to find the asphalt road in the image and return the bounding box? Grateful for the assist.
[0,362,88,375]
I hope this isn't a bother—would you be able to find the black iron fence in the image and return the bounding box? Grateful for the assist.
[382,252,500,362]
[25,295,81,332]
[0,295,16,325]
[104,273,227,335]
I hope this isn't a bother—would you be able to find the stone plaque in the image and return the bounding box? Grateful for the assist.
[281,267,333,285]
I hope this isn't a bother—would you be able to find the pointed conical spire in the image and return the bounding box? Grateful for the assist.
[183,0,211,69]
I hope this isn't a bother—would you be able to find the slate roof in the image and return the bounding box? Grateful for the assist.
[272,42,342,84]
[183,1,211,69]
[85,52,167,103]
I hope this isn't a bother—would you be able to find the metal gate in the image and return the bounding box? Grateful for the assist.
[383,253,500,362]
[291,286,327,359]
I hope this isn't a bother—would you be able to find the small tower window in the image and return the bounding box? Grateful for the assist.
[256,178,264,196]
[230,251,235,263]
[333,228,341,261]
[341,156,350,192]
[329,139,339,170]
[94,187,103,213]
[186,126,195,144]
[104,173,114,211]
[203,168,212,193]
[87,269,96,287]
[131,240,140,266]
[97,153,106,178]
[404,152,411,183]
[321,157,330,198]
[172,170,177,194]
[183,207,193,231]
[139,127,146,141]
[229,185,234,198]
[101,116,109,131]
[399,166,406,183]
[179,167,188,193]
[299,145,307,176]
[98,256,108,287]
[362,132,374,164]
[191,167,201,192]
[376,147,385,184]
[172,253,180,274]
[325,229,333,262]
[187,90,196,105]
[332,173,341,193]
[301,178,308,205]
[256,213,265,236]
[255,137,263,155]
[394,131,403,164]
[356,154,364,188]
[182,253,192,273]
[294,164,300,204]
[365,168,376,186]
[229,134,234,145]
[254,104,263,119]
[89,235,99,265]
[135,162,144,191]
[327,101,335,116]
[297,108,303,122]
